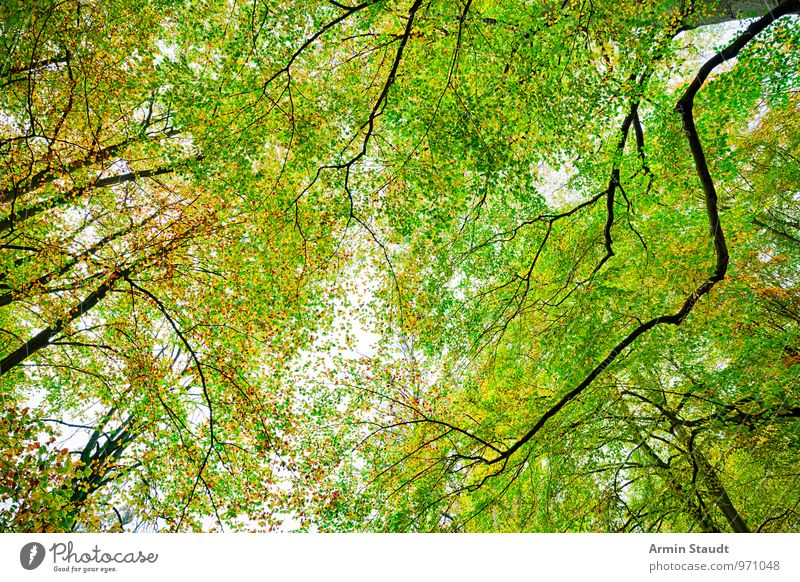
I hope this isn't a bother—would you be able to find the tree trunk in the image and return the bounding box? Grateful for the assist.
[685,0,782,27]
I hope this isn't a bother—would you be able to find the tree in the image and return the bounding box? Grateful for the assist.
[1,0,799,532]
[1,0,344,531]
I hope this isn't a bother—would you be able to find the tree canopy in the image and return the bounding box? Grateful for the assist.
[1,0,799,532]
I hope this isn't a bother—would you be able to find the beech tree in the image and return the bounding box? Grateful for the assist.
[1,0,799,532]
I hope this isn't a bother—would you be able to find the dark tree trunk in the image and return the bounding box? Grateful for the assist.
[684,0,782,27]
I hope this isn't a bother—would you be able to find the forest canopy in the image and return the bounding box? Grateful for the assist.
[1,0,799,532]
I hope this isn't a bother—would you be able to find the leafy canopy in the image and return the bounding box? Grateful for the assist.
[1,0,799,532]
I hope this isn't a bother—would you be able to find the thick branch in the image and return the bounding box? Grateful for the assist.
[0,268,129,377]
[262,0,379,88]
[0,211,160,308]
[0,161,190,233]
[0,130,180,205]
[464,0,798,469]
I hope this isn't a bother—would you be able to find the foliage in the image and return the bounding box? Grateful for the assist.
[1,0,799,532]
